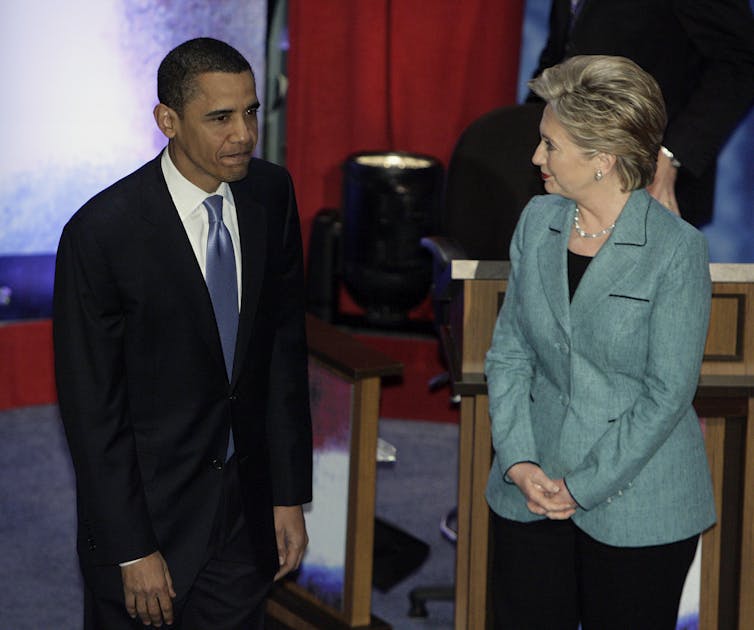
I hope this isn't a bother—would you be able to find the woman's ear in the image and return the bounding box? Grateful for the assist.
[153,103,178,139]
[597,152,617,175]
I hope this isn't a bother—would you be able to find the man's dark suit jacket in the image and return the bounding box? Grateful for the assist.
[528,0,754,227]
[53,154,313,600]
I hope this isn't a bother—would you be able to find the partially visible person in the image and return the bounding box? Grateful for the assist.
[54,38,312,629]
[527,0,754,227]
[486,55,715,629]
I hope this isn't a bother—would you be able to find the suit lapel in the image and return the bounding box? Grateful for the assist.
[569,190,650,325]
[138,158,227,374]
[230,181,267,387]
[538,198,573,334]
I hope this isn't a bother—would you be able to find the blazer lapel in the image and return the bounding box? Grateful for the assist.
[229,183,267,387]
[538,198,573,335]
[139,158,227,374]
[569,190,650,324]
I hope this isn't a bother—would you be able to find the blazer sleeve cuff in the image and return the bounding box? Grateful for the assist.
[562,477,587,511]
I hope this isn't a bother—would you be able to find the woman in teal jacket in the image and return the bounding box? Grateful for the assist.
[485,55,715,629]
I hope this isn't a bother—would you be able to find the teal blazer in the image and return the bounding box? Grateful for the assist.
[485,190,716,546]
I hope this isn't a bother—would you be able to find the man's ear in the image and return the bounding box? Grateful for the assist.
[154,103,178,139]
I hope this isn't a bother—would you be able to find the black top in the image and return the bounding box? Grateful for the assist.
[567,249,592,301]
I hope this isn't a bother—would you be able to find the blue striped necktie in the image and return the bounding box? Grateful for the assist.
[203,194,237,458]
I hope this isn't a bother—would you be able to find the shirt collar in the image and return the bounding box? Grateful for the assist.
[160,148,231,222]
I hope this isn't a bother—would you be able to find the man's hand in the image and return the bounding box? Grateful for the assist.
[507,462,577,520]
[273,505,308,581]
[121,551,176,626]
[647,149,680,216]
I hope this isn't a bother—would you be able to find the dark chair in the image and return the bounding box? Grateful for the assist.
[438,101,545,260]
[409,102,545,619]
[420,101,545,400]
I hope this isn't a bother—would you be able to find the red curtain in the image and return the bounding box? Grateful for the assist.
[0,321,57,411]
[287,0,525,262]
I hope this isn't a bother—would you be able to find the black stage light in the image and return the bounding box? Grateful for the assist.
[342,151,443,325]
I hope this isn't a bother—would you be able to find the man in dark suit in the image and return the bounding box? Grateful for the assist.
[53,38,312,629]
[527,0,754,227]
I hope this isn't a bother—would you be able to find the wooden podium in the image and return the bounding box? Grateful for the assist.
[446,262,754,630]
[266,315,401,630]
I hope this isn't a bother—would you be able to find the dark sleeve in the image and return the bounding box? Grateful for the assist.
[525,0,570,103]
[666,0,754,176]
[53,218,158,565]
[265,172,313,506]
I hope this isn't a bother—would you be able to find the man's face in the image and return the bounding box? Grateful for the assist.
[157,71,259,192]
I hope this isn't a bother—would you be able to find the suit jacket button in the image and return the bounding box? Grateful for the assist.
[210,458,224,471]
[229,394,237,401]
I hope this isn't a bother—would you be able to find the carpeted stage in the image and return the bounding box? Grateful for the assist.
[0,405,457,629]
[0,318,459,628]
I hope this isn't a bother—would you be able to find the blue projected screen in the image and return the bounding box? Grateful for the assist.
[0,0,267,320]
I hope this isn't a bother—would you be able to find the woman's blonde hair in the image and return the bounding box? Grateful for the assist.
[529,55,667,191]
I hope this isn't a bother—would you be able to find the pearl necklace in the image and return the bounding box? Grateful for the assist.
[573,207,615,239]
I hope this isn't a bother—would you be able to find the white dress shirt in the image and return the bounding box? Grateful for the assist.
[160,148,243,307]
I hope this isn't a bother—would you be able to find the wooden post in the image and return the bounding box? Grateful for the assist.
[266,316,401,630]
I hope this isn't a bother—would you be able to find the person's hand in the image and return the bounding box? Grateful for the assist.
[647,149,680,216]
[507,462,577,519]
[545,478,577,520]
[273,505,308,581]
[121,551,176,626]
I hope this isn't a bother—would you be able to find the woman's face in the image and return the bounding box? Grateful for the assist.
[532,105,601,200]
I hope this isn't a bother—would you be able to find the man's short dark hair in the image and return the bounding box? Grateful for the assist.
[157,37,253,115]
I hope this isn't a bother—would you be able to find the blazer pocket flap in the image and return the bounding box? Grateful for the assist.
[608,293,651,303]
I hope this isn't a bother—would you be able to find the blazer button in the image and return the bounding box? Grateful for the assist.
[229,394,237,401]
[210,458,224,471]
